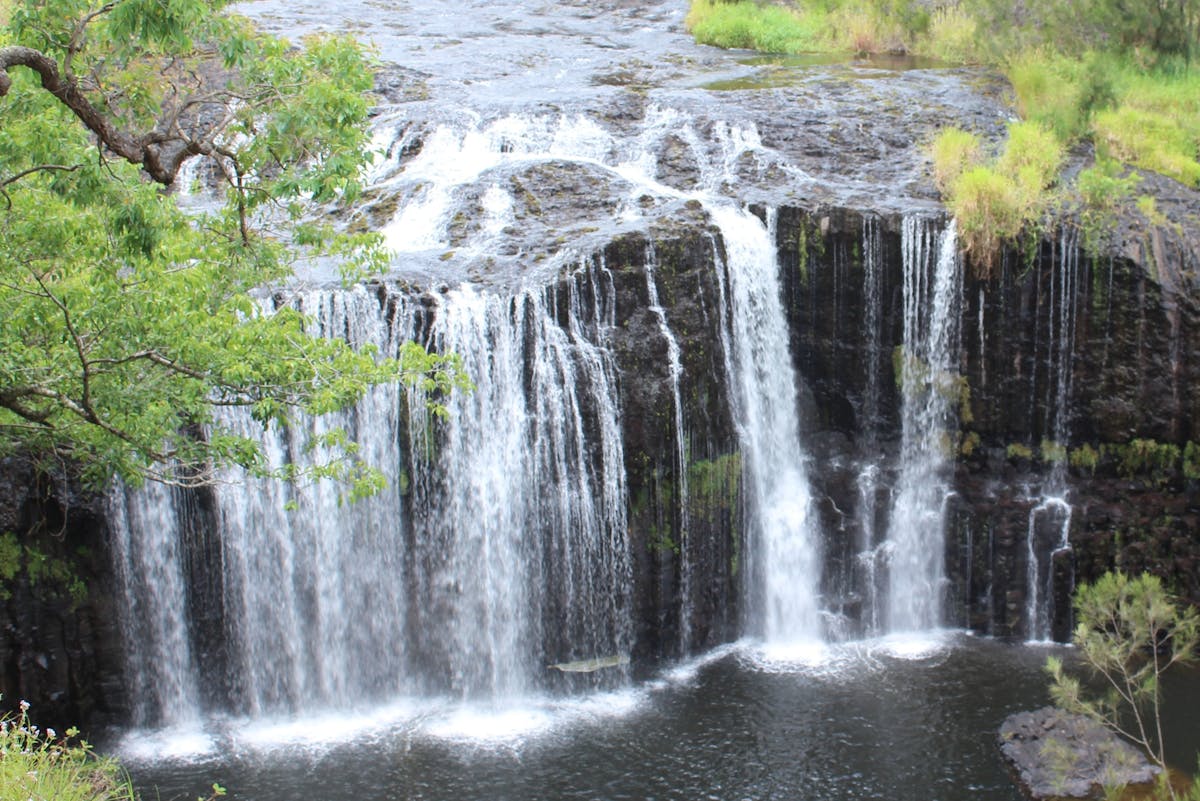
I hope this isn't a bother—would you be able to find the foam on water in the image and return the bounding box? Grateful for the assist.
[869,630,954,661]
[115,726,217,763]
[116,689,648,762]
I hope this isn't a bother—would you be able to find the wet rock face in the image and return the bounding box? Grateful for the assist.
[769,204,1200,638]
[0,459,127,732]
[999,707,1161,799]
[599,221,743,660]
[5,194,1200,724]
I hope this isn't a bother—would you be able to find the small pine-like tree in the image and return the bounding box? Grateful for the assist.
[1047,571,1200,799]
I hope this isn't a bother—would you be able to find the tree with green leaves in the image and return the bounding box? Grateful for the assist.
[1047,572,1200,799]
[971,0,1200,65]
[0,0,464,496]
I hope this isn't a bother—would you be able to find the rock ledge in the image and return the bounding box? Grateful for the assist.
[999,707,1162,799]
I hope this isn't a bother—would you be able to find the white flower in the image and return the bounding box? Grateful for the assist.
[46,728,55,739]
[18,700,29,712]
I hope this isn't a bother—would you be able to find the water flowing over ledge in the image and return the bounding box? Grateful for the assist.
[5,7,1198,796]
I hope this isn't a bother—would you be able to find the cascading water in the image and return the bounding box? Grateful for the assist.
[110,99,834,734]
[111,267,632,723]
[855,216,887,635]
[710,205,822,647]
[404,274,631,698]
[109,482,200,727]
[885,217,963,633]
[1024,228,1080,641]
[643,244,694,653]
[212,287,408,715]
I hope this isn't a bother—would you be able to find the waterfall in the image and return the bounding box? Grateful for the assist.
[1024,497,1072,642]
[643,244,694,653]
[855,216,886,635]
[110,266,632,722]
[109,482,201,727]
[1024,228,1080,641]
[885,218,962,633]
[404,273,631,698]
[710,205,822,645]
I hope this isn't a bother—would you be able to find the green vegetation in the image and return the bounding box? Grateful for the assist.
[686,0,1200,269]
[0,700,135,801]
[0,0,466,498]
[1039,439,1067,464]
[0,532,87,604]
[933,122,1063,273]
[687,452,741,524]
[1006,442,1034,461]
[1047,572,1199,800]
[686,0,828,54]
[1184,442,1200,480]
[685,0,976,61]
[1114,439,1183,479]
[1069,444,1101,473]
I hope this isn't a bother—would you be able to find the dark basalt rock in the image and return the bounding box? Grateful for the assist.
[6,187,1200,724]
[999,707,1161,799]
[0,458,127,732]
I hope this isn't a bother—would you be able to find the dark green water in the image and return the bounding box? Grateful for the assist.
[113,633,1200,801]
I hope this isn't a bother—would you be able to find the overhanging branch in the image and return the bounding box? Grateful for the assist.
[0,44,199,185]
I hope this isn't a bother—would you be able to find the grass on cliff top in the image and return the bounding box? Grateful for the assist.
[932,122,1063,275]
[687,0,1200,269]
[944,52,1200,266]
[685,0,979,61]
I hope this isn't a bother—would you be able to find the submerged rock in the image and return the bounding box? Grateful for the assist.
[999,707,1161,799]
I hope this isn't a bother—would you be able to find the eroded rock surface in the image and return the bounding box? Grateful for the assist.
[999,707,1161,799]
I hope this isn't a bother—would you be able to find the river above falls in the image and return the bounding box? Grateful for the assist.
[227,0,1009,289]
[110,635,1200,801]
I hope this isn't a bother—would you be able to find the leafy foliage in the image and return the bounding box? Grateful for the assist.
[932,121,1062,274]
[1047,572,1199,798]
[0,0,466,494]
[0,700,135,801]
[973,0,1200,66]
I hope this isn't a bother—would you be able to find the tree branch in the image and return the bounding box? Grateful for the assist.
[64,1,119,79]
[0,44,190,184]
[1,163,82,189]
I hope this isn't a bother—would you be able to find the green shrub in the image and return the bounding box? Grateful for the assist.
[1007,442,1034,460]
[1094,106,1200,187]
[1114,438,1181,477]
[1076,159,1140,253]
[998,120,1064,190]
[1047,572,1199,800]
[930,127,983,193]
[0,701,135,801]
[1007,52,1090,140]
[1068,444,1100,473]
[947,165,1026,274]
[1184,442,1200,480]
[922,5,979,62]
[1040,439,1067,463]
[936,121,1062,275]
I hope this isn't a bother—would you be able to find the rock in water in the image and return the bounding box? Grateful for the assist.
[547,655,630,673]
[999,707,1162,799]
